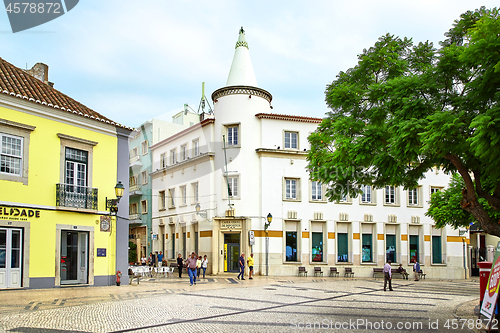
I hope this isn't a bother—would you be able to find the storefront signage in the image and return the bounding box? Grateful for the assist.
[97,248,107,257]
[0,206,40,221]
[481,242,500,320]
[249,230,255,245]
[220,219,242,230]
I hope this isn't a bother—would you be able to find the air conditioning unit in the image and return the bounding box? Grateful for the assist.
[313,212,323,220]
[339,213,349,221]
[225,209,235,217]
[168,217,174,224]
[287,211,297,219]
[388,215,397,223]
[159,218,164,226]
[364,214,373,222]
[411,216,420,224]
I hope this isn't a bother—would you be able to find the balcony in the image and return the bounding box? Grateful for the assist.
[129,213,141,222]
[129,184,143,196]
[129,155,143,173]
[56,184,98,210]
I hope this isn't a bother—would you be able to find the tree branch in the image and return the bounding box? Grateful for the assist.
[473,169,500,211]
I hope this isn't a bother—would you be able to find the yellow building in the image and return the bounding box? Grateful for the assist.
[0,59,132,289]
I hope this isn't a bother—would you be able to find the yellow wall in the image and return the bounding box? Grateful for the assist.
[0,105,118,209]
[1,105,120,279]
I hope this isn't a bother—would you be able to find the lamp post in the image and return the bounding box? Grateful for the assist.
[195,203,207,219]
[106,181,125,214]
[265,213,272,276]
[462,237,467,280]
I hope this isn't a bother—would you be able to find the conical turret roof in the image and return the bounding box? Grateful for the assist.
[226,27,258,87]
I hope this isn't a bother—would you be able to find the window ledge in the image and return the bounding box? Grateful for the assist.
[226,145,241,149]
[56,206,97,214]
[360,202,377,206]
[360,262,378,265]
[336,201,352,205]
[283,262,302,265]
[383,203,400,207]
[310,262,328,265]
[431,263,447,266]
[407,205,423,208]
[159,208,166,212]
[178,204,188,208]
[335,262,353,265]
[283,199,301,202]
[309,200,327,204]
[141,212,148,215]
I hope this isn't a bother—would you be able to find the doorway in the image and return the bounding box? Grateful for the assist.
[224,233,240,272]
[0,228,23,288]
[61,230,88,284]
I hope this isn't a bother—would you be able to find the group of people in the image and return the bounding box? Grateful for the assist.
[237,252,254,280]
[140,251,165,267]
[176,252,208,286]
[383,260,421,291]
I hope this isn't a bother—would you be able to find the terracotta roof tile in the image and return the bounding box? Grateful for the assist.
[255,113,323,123]
[0,57,132,130]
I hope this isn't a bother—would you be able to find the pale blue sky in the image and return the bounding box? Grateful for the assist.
[1,1,497,128]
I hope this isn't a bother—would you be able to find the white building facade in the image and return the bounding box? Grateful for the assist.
[149,28,468,279]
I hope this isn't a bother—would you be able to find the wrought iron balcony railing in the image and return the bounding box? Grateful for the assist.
[56,184,98,210]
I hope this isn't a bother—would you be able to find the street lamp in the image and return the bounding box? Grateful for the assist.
[106,181,125,215]
[265,213,272,276]
[195,203,207,219]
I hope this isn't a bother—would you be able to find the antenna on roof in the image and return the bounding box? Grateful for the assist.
[197,82,213,114]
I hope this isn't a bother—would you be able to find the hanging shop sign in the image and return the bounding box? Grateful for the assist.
[0,206,41,220]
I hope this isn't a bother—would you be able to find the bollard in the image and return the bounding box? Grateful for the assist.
[116,270,122,286]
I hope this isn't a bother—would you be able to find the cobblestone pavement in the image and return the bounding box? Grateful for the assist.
[0,276,482,333]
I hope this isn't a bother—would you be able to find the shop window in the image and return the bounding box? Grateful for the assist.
[410,235,419,263]
[362,234,372,262]
[337,233,349,262]
[311,232,323,262]
[159,191,166,210]
[286,231,297,262]
[386,234,396,263]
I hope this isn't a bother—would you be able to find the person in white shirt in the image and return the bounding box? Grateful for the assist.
[383,260,393,291]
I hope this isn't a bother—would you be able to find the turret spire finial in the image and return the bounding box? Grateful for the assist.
[240,26,245,34]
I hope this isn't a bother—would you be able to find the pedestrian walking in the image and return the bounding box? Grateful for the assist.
[201,255,208,278]
[196,256,202,278]
[157,251,163,267]
[148,253,154,267]
[176,253,184,278]
[383,260,393,291]
[413,260,421,281]
[186,252,198,286]
[141,254,147,266]
[247,253,254,279]
[237,252,245,280]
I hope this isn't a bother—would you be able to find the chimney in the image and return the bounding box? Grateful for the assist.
[25,63,54,87]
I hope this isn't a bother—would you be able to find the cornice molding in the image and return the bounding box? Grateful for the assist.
[150,152,215,177]
[212,85,272,103]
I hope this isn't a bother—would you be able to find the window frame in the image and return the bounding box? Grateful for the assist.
[284,177,301,202]
[1,133,24,177]
[0,119,35,185]
[283,220,301,263]
[160,153,167,168]
[170,148,177,165]
[141,140,148,155]
[141,199,148,214]
[168,188,176,208]
[58,133,96,192]
[227,176,239,198]
[141,170,148,185]
[384,185,399,206]
[180,185,187,206]
[310,180,326,202]
[191,182,199,204]
[192,139,200,156]
[159,190,166,210]
[283,130,299,150]
[180,144,187,161]
[224,123,241,148]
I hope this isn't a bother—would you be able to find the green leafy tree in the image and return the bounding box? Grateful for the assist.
[128,241,137,264]
[308,7,500,236]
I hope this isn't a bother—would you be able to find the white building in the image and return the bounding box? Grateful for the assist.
[149,27,468,279]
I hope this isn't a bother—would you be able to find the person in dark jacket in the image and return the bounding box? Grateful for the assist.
[176,253,184,278]
[237,252,245,280]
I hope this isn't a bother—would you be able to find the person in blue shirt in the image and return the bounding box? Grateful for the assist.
[157,251,163,267]
[237,252,245,280]
[413,260,421,281]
